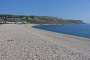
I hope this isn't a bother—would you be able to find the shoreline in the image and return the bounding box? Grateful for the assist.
[32,24,90,40]
[27,24,90,57]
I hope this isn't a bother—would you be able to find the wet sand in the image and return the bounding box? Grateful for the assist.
[0,24,90,60]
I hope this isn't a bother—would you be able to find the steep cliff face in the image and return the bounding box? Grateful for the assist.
[0,15,84,24]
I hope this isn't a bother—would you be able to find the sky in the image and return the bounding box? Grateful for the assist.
[0,0,90,23]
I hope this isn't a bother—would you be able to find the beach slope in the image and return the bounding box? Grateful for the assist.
[0,24,90,60]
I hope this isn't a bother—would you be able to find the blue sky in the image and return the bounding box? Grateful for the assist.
[0,0,90,23]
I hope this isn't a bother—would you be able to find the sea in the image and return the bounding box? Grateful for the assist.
[33,24,90,38]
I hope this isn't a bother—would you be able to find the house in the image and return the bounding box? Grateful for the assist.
[0,15,23,24]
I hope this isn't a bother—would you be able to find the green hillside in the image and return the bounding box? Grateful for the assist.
[0,15,84,24]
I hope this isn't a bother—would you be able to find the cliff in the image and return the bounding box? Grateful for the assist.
[27,16,84,24]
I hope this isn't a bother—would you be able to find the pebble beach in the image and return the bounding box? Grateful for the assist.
[0,24,90,60]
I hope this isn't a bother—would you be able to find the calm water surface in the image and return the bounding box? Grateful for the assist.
[33,24,90,38]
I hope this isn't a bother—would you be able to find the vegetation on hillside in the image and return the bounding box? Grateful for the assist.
[0,15,84,24]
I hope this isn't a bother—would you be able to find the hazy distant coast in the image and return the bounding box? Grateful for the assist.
[0,14,84,24]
